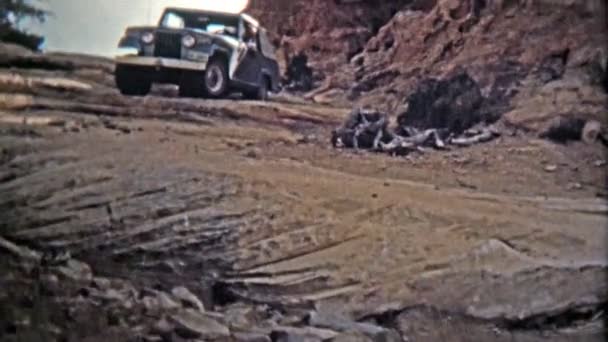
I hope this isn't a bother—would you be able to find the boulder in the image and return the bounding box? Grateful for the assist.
[169,309,230,340]
[223,304,258,329]
[151,317,174,337]
[396,72,484,135]
[233,332,272,342]
[141,290,182,315]
[171,286,206,312]
[156,292,182,311]
[581,120,602,144]
[506,67,607,140]
[270,331,322,342]
[55,259,93,282]
[308,312,400,342]
[271,326,339,341]
[0,236,41,261]
[331,332,374,342]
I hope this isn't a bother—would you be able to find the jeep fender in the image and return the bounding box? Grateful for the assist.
[207,47,233,78]
[118,36,141,50]
[118,26,156,50]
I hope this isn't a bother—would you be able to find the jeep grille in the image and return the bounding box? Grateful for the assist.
[154,31,182,59]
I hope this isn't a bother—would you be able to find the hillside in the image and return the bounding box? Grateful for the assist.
[249,0,607,135]
[0,1,607,341]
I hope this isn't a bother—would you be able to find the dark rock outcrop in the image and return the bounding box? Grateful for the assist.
[396,71,483,135]
[284,52,314,92]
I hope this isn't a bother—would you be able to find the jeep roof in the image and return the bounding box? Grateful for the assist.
[161,7,261,28]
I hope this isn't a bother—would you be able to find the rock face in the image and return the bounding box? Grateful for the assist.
[249,0,608,134]
[247,0,412,81]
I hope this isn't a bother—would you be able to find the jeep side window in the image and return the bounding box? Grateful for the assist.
[160,11,237,37]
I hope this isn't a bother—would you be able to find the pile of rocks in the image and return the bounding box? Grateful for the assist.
[331,108,500,156]
[0,236,401,342]
[332,72,501,156]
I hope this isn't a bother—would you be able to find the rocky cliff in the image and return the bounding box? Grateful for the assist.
[248,0,608,135]
[247,0,412,82]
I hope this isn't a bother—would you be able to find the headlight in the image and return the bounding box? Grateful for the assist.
[182,35,196,48]
[141,32,154,44]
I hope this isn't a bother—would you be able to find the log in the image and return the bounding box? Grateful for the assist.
[449,128,498,147]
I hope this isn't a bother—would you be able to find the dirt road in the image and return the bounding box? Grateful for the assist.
[0,54,606,341]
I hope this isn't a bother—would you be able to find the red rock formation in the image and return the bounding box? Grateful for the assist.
[249,0,607,134]
[349,0,607,108]
[247,0,411,80]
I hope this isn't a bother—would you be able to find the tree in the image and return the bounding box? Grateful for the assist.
[0,0,48,50]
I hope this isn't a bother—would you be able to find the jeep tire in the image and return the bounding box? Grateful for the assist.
[179,71,206,98]
[244,77,269,101]
[115,65,151,96]
[204,59,229,98]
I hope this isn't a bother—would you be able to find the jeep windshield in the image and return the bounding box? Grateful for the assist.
[159,9,239,38]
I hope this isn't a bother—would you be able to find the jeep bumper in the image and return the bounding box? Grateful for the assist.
[115,56,207,71]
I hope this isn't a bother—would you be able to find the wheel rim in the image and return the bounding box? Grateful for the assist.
[206,65,224,94]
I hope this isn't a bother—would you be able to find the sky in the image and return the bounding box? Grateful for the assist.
[25,0,249,56]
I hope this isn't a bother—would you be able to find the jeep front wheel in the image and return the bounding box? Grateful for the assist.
[204,59,229,98]
[179,71,206,98]
[115,65,151,96]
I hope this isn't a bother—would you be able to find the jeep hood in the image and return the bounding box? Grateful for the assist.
[180,29,240,49]
[124,26,157,34]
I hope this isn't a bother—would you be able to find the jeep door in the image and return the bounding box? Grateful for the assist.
[233,20,264,88]
[233,32,279,90]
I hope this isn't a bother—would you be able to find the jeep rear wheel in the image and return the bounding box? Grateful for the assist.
[244,77,270,101]
[204,59,229,98]
[257,78,269,101]
[115,65,151,96]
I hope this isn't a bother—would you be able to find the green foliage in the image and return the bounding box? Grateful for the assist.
[0,0,47,50]
[0,0,47,25]
[0,24,44,50]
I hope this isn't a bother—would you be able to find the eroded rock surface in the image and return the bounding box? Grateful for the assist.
[0,33,606,342]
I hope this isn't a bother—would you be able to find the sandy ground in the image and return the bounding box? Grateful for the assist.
[0,62,607,341]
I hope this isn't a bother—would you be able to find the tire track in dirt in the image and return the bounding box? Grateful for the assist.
[0,123,350,301]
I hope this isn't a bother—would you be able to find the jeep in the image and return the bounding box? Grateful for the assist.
[115,8,280,100]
